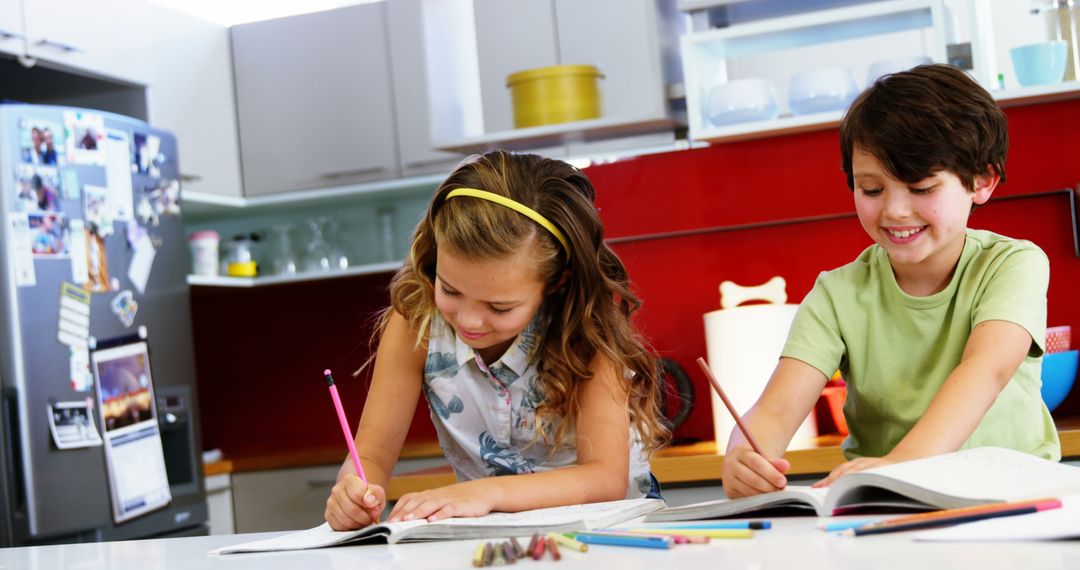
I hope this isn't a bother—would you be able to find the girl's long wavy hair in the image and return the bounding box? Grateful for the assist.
[373,150,669,454]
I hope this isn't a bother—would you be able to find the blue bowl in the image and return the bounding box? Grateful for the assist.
[1010,41,1068,87]
[1042,350,1078,412]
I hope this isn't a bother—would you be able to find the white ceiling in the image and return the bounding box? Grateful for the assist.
[148,0,382,26]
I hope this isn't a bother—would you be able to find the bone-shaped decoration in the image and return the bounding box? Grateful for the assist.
[720,276,788,309]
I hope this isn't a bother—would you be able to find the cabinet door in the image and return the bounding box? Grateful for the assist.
[145,7,243,198]
[386,0,466,177]
[232,3,399,196]
[0,0,24,57]
[554,0,667,122]
[473,0,560,133]
[231,465,341,533]
[23,0,153,84]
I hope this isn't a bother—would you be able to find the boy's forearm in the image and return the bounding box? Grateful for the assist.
[889,358,1008,461]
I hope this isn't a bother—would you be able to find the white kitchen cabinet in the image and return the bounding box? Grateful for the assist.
[205,473,236,535]
[0,0,24,58]
[231,3,399,197]
[144,6,244,198]
[386,0,468,178]
[426,0,674,153]
[21,0,153,85]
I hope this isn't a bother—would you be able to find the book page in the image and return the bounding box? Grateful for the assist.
[828,447,1080,512]
[428,498,661,529]
[868,447,1080,500]
[644,486,829,521]
[209,521,425,555]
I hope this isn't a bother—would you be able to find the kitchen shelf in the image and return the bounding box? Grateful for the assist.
[182,173,444,223]
[186,261,401,288]
[681,0,946,143]
[690,80,1080,145]
[432,116,676,154]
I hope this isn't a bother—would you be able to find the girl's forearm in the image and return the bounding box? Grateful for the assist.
[465,464,630,513]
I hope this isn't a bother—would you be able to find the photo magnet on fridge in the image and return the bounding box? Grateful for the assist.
[48,400,103,449]
[63,111,107,166]
[110,290,138,328]
[18,117,66,166]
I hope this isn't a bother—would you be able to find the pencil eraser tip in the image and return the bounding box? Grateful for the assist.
[323,369,332,376]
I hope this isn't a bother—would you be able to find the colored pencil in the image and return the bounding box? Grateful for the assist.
[572,532,673,549]
[649,521,771,530]
[627,528,754,539]
[818,519,879,532]
[697,357,766,457]
[845,498,1062,537]
[322,369,368,484]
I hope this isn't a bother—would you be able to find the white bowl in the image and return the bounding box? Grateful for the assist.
[706,78,780,127]
[867,55,933,84]
[788,67,859,116]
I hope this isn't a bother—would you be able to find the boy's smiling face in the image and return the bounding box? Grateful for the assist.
[851,146,998,291]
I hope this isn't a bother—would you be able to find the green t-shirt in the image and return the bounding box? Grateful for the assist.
[782,229,1060,461]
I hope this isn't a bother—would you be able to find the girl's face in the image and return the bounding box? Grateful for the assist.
[434,245,546,363]
[852,146,996,289]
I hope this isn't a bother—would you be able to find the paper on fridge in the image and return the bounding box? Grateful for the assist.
[57,282,91,348]
[104,130,134,221]
[8,213,36,286]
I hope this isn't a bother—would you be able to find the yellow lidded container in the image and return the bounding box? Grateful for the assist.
[506,64,604,128]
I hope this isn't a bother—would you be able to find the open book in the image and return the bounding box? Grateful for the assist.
[212,498,663,554]
[644,447,1080,522]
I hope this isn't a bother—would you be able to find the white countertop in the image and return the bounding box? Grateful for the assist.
[3,517,1079,570]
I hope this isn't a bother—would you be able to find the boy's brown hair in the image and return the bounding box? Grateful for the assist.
[840,63,1008,192]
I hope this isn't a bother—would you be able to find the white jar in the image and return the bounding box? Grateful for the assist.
[188,230,220,277]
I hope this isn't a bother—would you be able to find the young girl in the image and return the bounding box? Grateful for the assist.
[325,151,669,530]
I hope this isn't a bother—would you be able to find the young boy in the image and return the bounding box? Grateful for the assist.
[721,64,1060,498]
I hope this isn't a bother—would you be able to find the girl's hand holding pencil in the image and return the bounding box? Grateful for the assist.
[326,475,386,530]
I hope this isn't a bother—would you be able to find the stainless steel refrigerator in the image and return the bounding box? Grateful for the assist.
[0,103,207,545]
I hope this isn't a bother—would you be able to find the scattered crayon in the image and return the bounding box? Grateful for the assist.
[482,542,495,567]
[510,536,525,558]
[492,543,505,566]
[531,533,547,560]
[502,540,516,564]
[552,532,588,552]
[527,533,538,555]
[547,535,562,561]
[473,543,486,567]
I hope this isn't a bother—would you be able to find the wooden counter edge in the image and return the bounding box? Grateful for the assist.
[204,428,1080,493]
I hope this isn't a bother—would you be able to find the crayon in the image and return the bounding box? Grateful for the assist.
[532,532,547,560]
[502,540,516,564]
[551,532,588,552]
[473,543,486,567]
[482,542,494,567]
[510,536,525,558]
[526,534,538,555]
[492,543,505,566]
[547,535,561,561]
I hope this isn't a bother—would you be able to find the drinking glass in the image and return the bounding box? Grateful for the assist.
[265,224,299,276]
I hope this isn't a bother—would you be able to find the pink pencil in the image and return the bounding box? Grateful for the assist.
[323,369,368,484]
[696,357,768,458]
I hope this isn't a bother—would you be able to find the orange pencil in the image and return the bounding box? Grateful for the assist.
[547,535,561,561]
[696,357,766,457]
[848,498,1062,536]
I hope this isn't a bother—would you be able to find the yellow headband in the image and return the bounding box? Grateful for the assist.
[444,187,570,257]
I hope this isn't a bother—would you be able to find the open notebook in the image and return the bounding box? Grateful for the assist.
[645,447,1080,522]
[212,498,663,554]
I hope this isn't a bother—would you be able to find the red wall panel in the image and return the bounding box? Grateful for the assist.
[192,98,1080,456]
